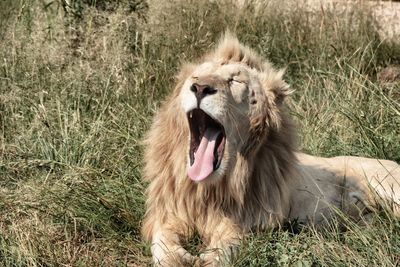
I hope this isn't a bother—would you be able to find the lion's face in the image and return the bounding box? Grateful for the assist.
[179,61,266,182]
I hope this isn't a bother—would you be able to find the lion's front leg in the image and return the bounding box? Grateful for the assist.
[148,221,196,266]
[198,217,242,266]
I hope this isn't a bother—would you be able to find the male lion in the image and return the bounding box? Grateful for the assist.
[142,34,400,266]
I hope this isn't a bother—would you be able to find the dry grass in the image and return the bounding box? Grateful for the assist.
[0,0,399,266]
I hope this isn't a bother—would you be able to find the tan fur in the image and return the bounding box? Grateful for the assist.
[142,33,400,266]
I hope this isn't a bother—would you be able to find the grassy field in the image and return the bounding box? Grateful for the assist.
[0,0,399,266]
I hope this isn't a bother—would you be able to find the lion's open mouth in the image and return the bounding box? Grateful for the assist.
[187,109,226,181]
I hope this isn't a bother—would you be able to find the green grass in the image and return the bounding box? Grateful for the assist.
[0,0,399,266]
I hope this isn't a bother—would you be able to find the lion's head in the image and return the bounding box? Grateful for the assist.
[177,34,291,183]
[143,33,297,243]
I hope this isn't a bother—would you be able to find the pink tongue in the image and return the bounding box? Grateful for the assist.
[188,128,221,181]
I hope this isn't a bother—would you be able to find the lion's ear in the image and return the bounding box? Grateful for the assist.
[261,68,291,105]
[243,68,290,155]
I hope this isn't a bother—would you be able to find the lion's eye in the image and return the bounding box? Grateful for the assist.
[228,78,243,85]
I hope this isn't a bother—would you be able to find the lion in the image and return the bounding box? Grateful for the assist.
[142,33,400,266]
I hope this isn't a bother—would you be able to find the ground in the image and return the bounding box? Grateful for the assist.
[0,0,399,266]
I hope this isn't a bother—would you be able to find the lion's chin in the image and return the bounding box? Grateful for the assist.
[187,109,226,182]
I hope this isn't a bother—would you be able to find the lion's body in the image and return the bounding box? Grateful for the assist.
[292,153,400,224]
[142,34,400,266]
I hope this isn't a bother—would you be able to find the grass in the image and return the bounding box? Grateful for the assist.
[0,0,399,266]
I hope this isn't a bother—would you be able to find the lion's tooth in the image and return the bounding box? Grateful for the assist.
[190,112,193,118]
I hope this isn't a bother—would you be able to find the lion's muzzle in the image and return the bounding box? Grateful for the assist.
[190,83,218,108]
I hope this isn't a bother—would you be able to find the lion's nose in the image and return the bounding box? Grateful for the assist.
[190,83,217,103]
